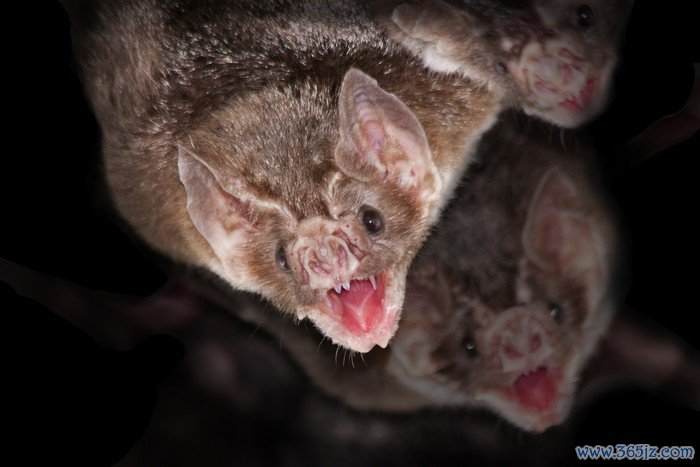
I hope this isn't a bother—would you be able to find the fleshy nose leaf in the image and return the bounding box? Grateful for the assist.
[293,219,362,289]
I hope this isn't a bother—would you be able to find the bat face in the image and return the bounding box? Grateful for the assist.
[387,129,619,431]
[512,0,632,127]
[69,0,495,355]
[178,69,442,353]
[387,0,632,127]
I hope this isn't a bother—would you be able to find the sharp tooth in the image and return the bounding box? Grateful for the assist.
[369,275,377,291]
[342,281,350,291]
[323,297,332,308]
[333,285,342,294]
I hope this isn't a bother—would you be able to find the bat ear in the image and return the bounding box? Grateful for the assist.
[390,271,452,377]
[390,313,441,378]
[522,168,604,285]
[335,68,441,210]
[178,147,255,265]
[391,0,479,49]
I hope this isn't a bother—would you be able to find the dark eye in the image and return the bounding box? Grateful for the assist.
[495,61,508,74]
[276,245,291,273]
[463,339,479,358]
[360,205,384,235]
[575,4,595,28]
[548,303,564,325]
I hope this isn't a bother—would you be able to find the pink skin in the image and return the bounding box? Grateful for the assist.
[511,36,611,127]
[481,307,555,375]
[291,219,364,289]
[477,305,574,431]
[490,365,569,431]
[324,275,387,335]
[511,367,559,411]
[290,217,390,345]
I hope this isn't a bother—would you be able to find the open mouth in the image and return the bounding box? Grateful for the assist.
[560,78,597,111]
[477,365,568,432]
[508,366,560,412]
[321,273,387,336]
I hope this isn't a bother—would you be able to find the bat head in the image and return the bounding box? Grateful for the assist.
[178,68,442,353]
[509,0,633,127]
[388,0,633,128]
[389,150,619,431]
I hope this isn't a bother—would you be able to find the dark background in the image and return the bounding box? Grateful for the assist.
[4,1,698,465]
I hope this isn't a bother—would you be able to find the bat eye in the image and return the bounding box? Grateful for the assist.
[495,61,508,74]
[548,303,564,325]
[575,4,595,28]
[360,205,384,235]
[463,339,478,358]
[276,245,291,273]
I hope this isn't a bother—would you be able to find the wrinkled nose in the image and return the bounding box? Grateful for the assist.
[495,310,551,373]
[537,57,559,82]
[291,217,361,289]
[502,329,542,358]
[525,36,586,89]
[301,235,355,285]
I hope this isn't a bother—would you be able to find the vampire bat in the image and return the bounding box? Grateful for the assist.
[5,265,698,466]
[64,0,503,353]
[379,0,633,127]
[385,117,624,432]
[186,115,623,432]
[3,106,696,439]
[115,116,620,432]
[63,0,628,353]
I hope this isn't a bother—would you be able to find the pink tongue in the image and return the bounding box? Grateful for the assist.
[513,368,557,411]
[337,279,383,335]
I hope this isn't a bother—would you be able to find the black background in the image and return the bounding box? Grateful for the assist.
[4,1,698,465]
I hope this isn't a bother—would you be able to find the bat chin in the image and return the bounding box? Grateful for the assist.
[524,78,608,129]
[478,363,577,432]
[307,269,404,353]
[524,58,616,128]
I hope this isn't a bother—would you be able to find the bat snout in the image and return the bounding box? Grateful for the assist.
[483,307,554,374]
[510,33,614,127]
[291,218,363,290]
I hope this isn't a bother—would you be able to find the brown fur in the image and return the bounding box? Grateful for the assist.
[200,116,623,428]
[69,0,496,264]
[66,0,499,351]
[381,0,633,126]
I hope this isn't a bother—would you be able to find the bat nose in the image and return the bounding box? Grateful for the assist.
[306,237,350,277]
[292,218,361,289]
[502,332,541,359]
[522,36,587,93]
[496,310,551,372]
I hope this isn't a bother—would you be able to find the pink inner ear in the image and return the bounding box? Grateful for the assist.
[523,169,580,271]
[178,147,257,262]
[559,215,603,283]
[335,68,438,203]
[216,184,252,224]
[362,119,386,151]
[534,207,564,267]
[523,169,604,283]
